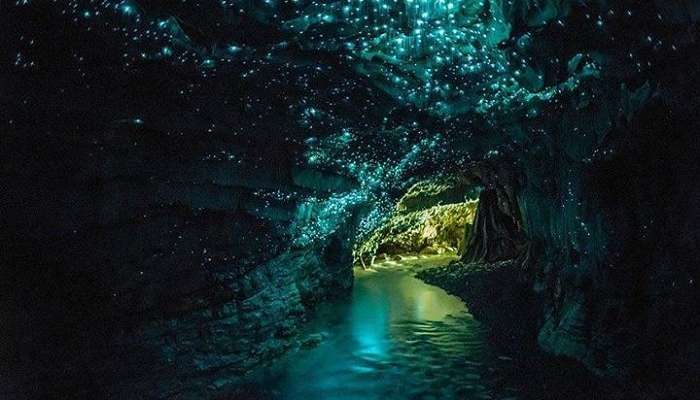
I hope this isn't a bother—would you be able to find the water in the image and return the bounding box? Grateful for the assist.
[245,255,528,400]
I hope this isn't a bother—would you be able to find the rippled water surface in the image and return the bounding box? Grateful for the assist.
[247,255,526,400]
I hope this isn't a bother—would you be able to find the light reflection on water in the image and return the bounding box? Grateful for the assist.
[247,256,515,400]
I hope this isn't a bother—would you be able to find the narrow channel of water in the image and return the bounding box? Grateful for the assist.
[245,255,530,399]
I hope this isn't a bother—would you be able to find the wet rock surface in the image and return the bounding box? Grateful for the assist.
[417,260,539,352]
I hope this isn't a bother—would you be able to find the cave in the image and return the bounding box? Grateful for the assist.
[3,1,700,400]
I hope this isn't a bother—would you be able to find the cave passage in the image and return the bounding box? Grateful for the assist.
[6,1,700,398]
[239,182,537,399]
[238,178,554,398]
[243,255,501,400]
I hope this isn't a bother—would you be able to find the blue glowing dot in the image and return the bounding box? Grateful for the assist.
[119,2,136,15]
[201,58,216,68]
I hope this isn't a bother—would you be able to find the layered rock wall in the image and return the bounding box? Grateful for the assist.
[3,117,361,400]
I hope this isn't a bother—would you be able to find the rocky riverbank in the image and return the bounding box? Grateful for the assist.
[416,260,540,352]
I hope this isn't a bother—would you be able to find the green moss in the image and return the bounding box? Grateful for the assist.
[354,200,478,266]
[395,176,478,214]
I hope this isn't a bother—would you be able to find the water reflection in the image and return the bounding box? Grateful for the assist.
[247,256,507,400]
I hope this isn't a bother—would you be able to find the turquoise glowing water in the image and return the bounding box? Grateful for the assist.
[246,255,524,400]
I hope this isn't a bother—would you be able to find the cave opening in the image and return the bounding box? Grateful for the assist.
[353,177,482,269]
[351,164,527,271]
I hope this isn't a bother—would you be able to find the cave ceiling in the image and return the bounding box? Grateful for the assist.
[8,0,696,243]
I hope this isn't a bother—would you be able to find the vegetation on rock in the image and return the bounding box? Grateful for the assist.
[354,178,478,266]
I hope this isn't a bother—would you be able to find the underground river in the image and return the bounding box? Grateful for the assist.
[243,255,528,400]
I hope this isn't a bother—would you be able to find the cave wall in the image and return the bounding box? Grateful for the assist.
[459,3,700,392]
[418,3,700,390]
[519,95,700,387]
[2,112,362,398]
[473,59,700,398]
[424,87,700,394]
[1,6,370,398]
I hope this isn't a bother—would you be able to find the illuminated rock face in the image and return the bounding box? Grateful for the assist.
[356,201,478,264]
[354,177,479,264]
